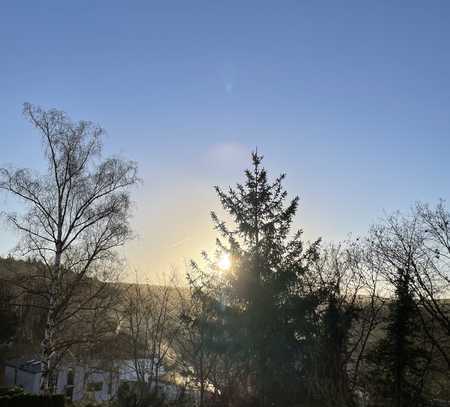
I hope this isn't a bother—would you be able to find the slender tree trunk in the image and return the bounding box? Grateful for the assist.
[199,325,205,407]
[40,285,57,393]
[40,246,62,394]
[154,360,160,396]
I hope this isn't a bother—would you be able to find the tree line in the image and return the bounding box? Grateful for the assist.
[1,104,449,407]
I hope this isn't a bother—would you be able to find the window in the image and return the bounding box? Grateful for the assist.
[50,372,58,391]
[67,369,74,386]
[108,372,113,394]
[86,382,103,392]
[65,369,75,401]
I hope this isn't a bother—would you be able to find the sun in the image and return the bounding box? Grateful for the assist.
[218,253,231,271]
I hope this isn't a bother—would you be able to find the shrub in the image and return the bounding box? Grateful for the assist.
[0,392,66,407]
[0,387,25,398]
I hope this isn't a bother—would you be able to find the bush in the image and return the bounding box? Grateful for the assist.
[0,387,25,398]
[0,392,65,407]
[114,382,166,407]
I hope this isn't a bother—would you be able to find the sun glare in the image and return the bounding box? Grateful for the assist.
[218,253,231,271]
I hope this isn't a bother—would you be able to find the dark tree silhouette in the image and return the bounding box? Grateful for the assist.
[368,267,430,407]
[207,151,320,406]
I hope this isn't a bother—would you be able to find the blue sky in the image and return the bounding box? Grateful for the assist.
[1,1,450,279]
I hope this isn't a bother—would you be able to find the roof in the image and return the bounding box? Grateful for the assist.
[5,359,42,374]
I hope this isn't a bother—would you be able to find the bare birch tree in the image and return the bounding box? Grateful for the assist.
[0,103,138,393]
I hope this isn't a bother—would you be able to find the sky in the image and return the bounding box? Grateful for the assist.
[1,1,450,281]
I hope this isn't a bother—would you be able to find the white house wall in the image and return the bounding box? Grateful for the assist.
[4,366,40,394]
[3,361,168,402]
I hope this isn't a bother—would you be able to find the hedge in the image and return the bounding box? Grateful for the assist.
[0,393,65,407]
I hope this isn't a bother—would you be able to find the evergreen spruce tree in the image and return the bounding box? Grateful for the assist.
[210,151,320,406]
[368,267,429,407]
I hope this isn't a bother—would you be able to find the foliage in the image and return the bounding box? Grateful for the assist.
[184,151,321,406]
[114,382,165,407]
[367,267,430,407]
[0,390,65,407]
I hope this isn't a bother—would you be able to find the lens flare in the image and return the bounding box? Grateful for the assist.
[218,253,231,271]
